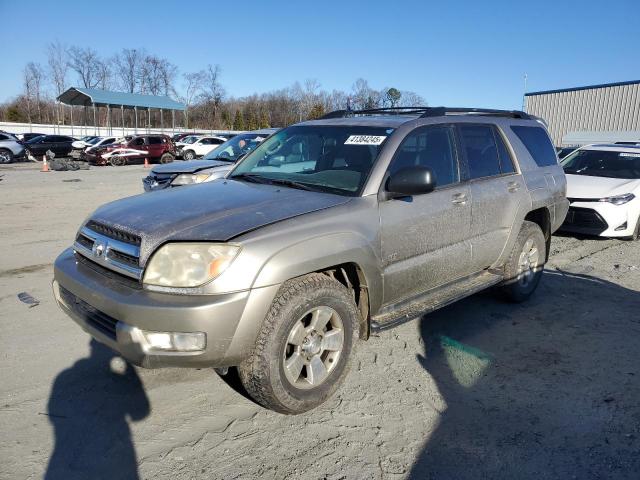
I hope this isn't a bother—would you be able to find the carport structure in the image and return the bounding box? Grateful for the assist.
[56,87,186,136]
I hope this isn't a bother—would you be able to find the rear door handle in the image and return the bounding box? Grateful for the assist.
[507,181,520,193]
[451,192,467,205]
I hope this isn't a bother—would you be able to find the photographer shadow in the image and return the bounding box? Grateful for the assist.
[45,339,150,480]
[409,270,640,479]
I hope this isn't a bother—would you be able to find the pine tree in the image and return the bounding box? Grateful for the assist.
[221,110,232,129]
[308,103,325,120]
[259,110,270,128]
[232,109,244,131]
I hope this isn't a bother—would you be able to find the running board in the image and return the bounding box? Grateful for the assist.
[370,271,503,332]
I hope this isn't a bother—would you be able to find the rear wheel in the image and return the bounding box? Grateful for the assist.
[109,155,127,167]
[500,221,546,302]
[160,153,174,164]
[183,150,195,160]
[238,273,359,414]
[0,149,13,164]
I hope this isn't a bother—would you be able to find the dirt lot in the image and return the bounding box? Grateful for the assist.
[1,162,639,480]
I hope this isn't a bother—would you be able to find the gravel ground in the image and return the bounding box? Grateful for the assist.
[1,163,639,480]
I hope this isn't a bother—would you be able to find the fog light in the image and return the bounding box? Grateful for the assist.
[615,222,628,231]
[141,330,206,352]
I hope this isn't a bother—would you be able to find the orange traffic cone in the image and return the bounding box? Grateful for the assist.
[144,158,150,168]
[41,155,50,172]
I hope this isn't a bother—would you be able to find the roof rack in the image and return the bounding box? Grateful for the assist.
[319,107,531,120]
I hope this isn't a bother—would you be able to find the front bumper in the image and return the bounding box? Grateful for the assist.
[560,200,638,237]
[142,173,176,192]
[53,248,279,368]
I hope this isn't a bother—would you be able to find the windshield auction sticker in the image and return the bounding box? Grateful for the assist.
[344,135,387,145]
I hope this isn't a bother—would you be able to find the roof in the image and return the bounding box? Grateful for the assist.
[57,87,185,110]
[525,80,640,97]
[562,130,640,146]
[577,144,640,153]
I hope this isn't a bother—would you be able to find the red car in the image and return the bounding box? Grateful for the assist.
[86,135,176,166]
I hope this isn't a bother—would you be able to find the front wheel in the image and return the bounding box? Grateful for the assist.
[0,149,13,164]
[109,155,126,167]
[182,150,195,160]
[238,273,359,414]
[500,220,546,302]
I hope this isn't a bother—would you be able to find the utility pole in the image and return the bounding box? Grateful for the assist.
[522,73,528,111]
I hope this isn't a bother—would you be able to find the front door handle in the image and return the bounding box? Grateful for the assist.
[507,181,520,193]
[451,192,467,205]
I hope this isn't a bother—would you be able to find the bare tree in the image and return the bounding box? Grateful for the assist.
[140,55,176,95]
[23,62,45,123]
[181,71,205,127]
[398,90,426,107]
[200,64,225,127]
[47,41,68,97]
[67,46,104,88]
[112,48,145,93]
[351,78,380,110]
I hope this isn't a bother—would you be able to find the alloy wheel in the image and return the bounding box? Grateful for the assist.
[283,306,344,389]
[516,237,540,287]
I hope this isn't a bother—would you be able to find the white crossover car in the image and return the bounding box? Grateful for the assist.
[179,136,227,160]
[561,144,640,239]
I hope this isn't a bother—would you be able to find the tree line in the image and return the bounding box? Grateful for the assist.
[0,42,426,130]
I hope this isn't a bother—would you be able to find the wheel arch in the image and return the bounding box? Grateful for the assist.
[524,207,552,261]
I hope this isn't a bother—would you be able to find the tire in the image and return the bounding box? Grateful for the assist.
[160,153,174,164]
[182,150,195,160]
[630,216,640,241]
[238,273,359,414]
[109,155,126,167]
[0,149,13,164]
[500,220,546,303]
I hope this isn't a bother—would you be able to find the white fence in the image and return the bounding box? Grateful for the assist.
[0,121,243,138]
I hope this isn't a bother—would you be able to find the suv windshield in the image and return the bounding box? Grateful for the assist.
[229,125,392,196]
[181,136,199,144]
[203,133,270,162]
[561,149,640,179]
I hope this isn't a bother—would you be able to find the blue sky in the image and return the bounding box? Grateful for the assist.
[1,0,638,109]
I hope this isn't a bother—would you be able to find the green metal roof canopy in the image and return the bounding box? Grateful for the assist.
[57,87,185,111]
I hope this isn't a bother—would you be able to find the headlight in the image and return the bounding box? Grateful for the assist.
[599,193,635,205]
[172,173,212,186]
[143,243,240,288]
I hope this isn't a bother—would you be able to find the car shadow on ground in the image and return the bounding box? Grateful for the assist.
[44,339,150,480]
[409,270,640,479]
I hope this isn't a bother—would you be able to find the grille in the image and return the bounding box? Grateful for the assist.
[76,232,94,250]
[86,220,141,246]
[59,285,118,340]
[75,253,142,289]
[564,207,609,233]
[107,249,139,268]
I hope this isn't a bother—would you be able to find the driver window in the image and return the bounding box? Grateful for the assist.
[389,126,459,188]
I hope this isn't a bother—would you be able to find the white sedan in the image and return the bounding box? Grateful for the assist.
[561,144,640,239]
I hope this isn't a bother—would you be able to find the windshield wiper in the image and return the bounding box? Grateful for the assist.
[266,178,316,191]
[206,156,236,162]
[230,173,272,184]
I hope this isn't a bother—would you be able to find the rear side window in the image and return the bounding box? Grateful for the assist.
[511,126,558,167]
[389,126,459,188]
[147,137,162,144]
[458,125,501,179]
[494,129,515,174]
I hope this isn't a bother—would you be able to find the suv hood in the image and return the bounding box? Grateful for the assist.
[152,159,231,175]
[89,179,352,265]
[566,174,640,199]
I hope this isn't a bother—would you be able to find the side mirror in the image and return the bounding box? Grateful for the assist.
[386,166,436,198]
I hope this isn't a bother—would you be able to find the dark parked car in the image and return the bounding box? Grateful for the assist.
[171,132,204,142]
[19,132,46,143]
[24,135,77,159]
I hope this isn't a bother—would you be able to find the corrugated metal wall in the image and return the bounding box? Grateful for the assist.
[524,82,640,145]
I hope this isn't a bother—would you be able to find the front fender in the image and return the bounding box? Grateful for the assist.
[252,232,384,313]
